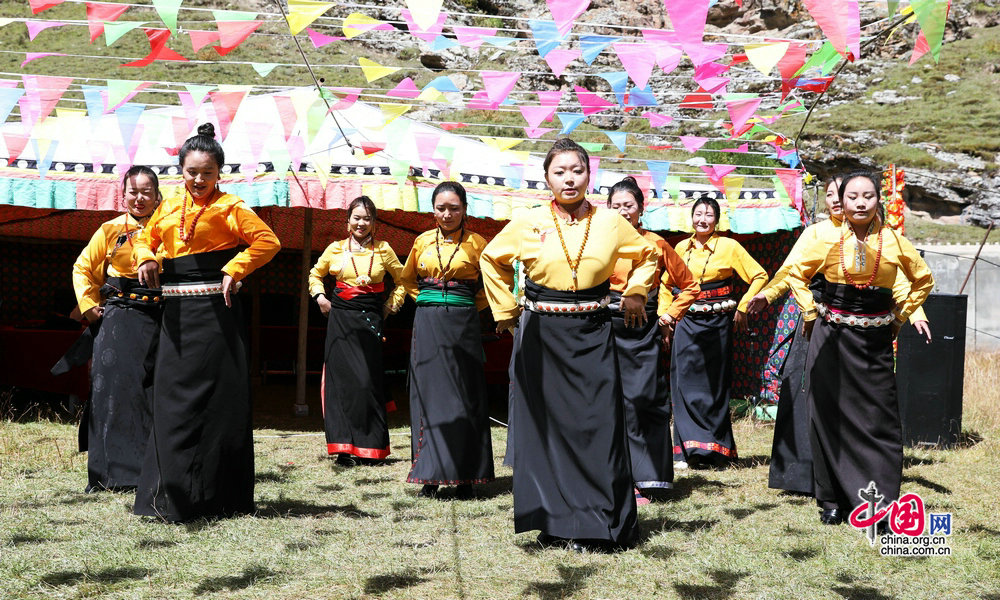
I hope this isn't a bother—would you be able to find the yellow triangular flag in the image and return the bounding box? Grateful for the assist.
[55,107,87,120]
[744,42,790,76]
[285,0,334,35]
[416,88,443,103]
[406,0,443,30]
[723,175,745,205]
[312,155,332,189]
[290,87,319,126]
[379,103,411,127]
[359,58,400,83]
[343,13,387,39]
[479,137,522,152]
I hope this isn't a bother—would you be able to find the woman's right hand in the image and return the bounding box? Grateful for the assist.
[316,294,332,316]
[137,260,159,289]
[495,317,518,334]
[83,306,104,323]
[746,293,768,315]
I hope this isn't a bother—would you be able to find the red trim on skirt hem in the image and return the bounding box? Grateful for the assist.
[327,443,391,459]
[406,477,495,485]
[673,440,736,457]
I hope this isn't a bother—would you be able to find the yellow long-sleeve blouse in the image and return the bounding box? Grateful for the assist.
[480,202,659,321]
[762,217,928,323]
[785,223,934,322]
[73,213,149,314]
[308,238,406,312]
[674,233,768,313]
[611,230,700,320]
[133,190,280,281]
[399,228,489,311]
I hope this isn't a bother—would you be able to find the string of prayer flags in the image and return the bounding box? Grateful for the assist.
[528,19,566,58]
[151,0,182,33]
[285,0,334,36]
[801,0,860,59]
[104,21,145,46]
[22,52,65,67]
[544,48,580,78]
[342,13,393,38]
[579,35,618,65]
[123,28,188,67]
[86,2,130,43]
[25,20,68,41]
[910,0,950,62]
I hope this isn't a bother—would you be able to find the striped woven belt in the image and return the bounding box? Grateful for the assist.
[522,295,610,314]
[688,299,737,314]
[817,303,894,328]
[161,281,241,297]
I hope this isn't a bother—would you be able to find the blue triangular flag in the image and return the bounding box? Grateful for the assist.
[32,138,59,180]
[605,131,628,153]
[579,35,620,65]
[0,88,25,124]
[483,35,517,48]
[626,84,658,107]
[430,35,460,51]
[424,75,461,94]
[556,112,586,135]
[646,160,671,199]
[81,85,106,126]
[115,103,146,149]
[500,164,524,190]
[597,72,629,106]
[528,19,565,58]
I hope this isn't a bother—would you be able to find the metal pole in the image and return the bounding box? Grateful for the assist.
[958,221,993,295]
[294,207,314,417]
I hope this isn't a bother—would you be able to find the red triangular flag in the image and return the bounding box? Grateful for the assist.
[680,86,714,110]
[3,131,30,165]
[189,30,221,53]
[122,29,188,67]
[208,89,248,141]
[272,95,296,141]
[217,20,262,49]
[86,2,129,43]
[22,74,74,124]
[360,142,386,156]
[29,0,64,14]
[439,122,467,131]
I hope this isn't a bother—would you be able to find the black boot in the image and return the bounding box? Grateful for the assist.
[418,484,439,498]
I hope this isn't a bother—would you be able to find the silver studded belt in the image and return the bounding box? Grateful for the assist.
[817,303,895,328]
[161,281,241,297]
[522,295,610,314]
[687,299,738,314]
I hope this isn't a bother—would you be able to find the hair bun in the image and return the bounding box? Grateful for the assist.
[197,123,216,139]
[621,176,637,184]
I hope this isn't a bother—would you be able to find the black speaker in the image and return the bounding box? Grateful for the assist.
[896,293,966,448]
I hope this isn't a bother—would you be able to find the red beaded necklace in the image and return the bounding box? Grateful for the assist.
[550,201,592,291]
[178,190,214,242]
[839,221,883,289]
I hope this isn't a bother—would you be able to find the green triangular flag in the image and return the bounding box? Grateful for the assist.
[107,79,145,109]
[579,142,605,152]
[152,0,182,33]
[306,100,327,143]
[795,40,842,77]
[389,158,410,186]
[269,146,291,178]
[666,176,680,203]
[104,21,143,46]
[185,84,214,105]
[213,10,257,21]
[251,63,279,77]
[887,0,900,17]
[911,0,950,62]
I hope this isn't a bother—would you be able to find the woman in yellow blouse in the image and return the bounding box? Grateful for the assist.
[782,170,933,526]
[607,176,699,500]
[399,182,494,500]
[71,165,162,492]
[671,197,768,469]
[309,196,405,466]
[481,138,658,552]
[132,123,280,522]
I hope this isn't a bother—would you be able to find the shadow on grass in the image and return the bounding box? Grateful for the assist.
[640,544,676,561]
[902,454,941,468]
[638,515,720,538]
[41,566,151,587]
[730,454,770,469]
[10,533,53,545]
[783,547,819,561]
[832,585,896,600]
[673,569,748,600]
[363,567,433,596]
[354,476,394,485]
[723,502,779,520]
[255,470,290,484]
[660,474,736,502]
[58,494,103,505]
[523,565,596,600]
[136,538,178,549]
[901,474,951,495]
[966,523,1000,536]
[474,475,513,499]
[255,498,376,519]
[316,483,344,492]
[361,491,391,501]
[193,564,277,595]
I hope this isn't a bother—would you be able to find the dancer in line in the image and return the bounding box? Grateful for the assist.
[481,138,658,551]
[71,166,162,492]
[671,197,768,469]
[400,182,494,500]
[133,123,280,522]
[606,176,699,501]
[310,196,405,466]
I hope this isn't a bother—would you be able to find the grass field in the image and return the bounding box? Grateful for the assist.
[2,352,999,600]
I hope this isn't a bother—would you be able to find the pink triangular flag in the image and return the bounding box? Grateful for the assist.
[217,20,262,49]
[3,131,29,165]
[700,164,738,192]
[643,112,673,127]
[719,143,749,153]
[574,85,614,116]
[400,8,446,42]
[414,131,440,166]
[587,155,600,192]
[642,29,683,73]
[546,0,589,37]
[245,121,272,162]
[306,27,344,48]
[328,87,362,111]
[287,135,305,173]
[22,74,74,124]
[801,0,858,59]
[387,77,421,99]
[519,105,558,129]
[524,126,555,139]
[909,31,930,65]
[25,20,67,41]
[454,26,496,49]
[613,42,656,89]
[543,48,580,78]
[537,90,563,107]
[467,91,498,111]
[680,135,708,153]
[189,30,221,52]
[776,168,803,212]
[664,0,710,46]
[481,71,520,105]
[272,95,296,141]
[165,116,190,155]
[29,0,65,14]
[21,52,65,67]
[88,139,110,175]
[209,89,248,141]
[684,42,728,67]
[726,96,762,133]
[87,1,129,43]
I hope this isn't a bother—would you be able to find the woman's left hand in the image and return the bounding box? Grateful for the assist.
[622,294,647,328]
[913,320,932,344]
[222,274,238,308]
[733,310,749,333]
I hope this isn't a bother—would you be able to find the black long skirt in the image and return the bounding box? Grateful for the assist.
[511,291,637,545]
[671,311,738,462]
[808,318,901,511]
[134,251,253,522]
[767,316,814,494]
[407,304,494,485]
[322,302,390,459]
[83,292,159,491]
[611,294,672,489]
